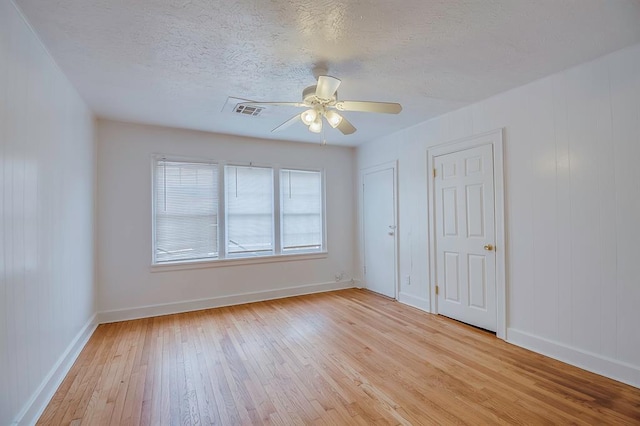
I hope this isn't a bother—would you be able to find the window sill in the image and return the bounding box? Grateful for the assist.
[150,251,328,273]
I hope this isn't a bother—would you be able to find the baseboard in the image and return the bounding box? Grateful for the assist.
[398,292,431,312]
[98,280,357,323]
[15,314,98,426]
[507,328,640,389]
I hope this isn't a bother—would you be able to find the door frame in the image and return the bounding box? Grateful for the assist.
[359,161,399,299]
[427,129,506,339]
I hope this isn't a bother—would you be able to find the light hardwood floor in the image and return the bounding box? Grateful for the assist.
[38,289,640,425]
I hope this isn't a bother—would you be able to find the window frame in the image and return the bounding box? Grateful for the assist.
[279,168,326,255]
[223,163,275,259]
[151,155,327,270]
[151,156,221,265]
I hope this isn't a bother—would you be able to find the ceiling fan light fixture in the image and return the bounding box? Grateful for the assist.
[301,108,317,125]
[309,116,323,133]
[325,109,343,128]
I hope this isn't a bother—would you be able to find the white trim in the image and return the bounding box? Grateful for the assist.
[359,160,400,300]
[507,328,640,389]
[398,292,431,312]
[98,280,356,323]
[151,251,328,272]
[426,129,507,339]
[14,315,98,426]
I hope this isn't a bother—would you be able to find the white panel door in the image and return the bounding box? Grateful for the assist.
[363,167,397,298]
[434,144,496,331]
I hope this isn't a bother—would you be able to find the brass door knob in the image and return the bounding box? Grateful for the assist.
[484,244,494,251]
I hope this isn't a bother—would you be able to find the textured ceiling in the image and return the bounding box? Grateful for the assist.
[15,0,640,146]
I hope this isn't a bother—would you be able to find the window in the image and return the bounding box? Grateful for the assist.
[280,169,322,253]
[154,160,218,263]
[225,165,274,256]
[152,157,324,265]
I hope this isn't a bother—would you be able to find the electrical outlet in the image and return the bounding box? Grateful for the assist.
[405,275,411,286]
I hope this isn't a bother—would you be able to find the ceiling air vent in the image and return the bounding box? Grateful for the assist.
[234,104,263,116]
[223,96,284,118]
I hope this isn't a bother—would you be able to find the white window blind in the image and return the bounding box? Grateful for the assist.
[225,165,274,256]
[280,169,322,252]
[154,160,218,263]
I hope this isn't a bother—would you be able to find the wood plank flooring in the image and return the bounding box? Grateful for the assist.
[38,289,640,425]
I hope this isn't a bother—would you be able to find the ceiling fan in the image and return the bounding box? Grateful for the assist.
[238,75,402,136]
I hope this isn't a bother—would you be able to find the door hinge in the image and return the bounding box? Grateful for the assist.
[435,285,439,295]
[433,168,437,178]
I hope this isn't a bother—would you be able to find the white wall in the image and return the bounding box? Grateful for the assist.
[358,43,640,387]
[0,1,97,424]
[97,120,357,319]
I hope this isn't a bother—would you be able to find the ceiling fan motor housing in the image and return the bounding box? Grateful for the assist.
[302,85,336,105]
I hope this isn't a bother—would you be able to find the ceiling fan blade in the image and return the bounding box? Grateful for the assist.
[335,101,402,114]
[336,116,357,135]
[272,114,301,132]
[315,76,341,100]
[237,101,306,108]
